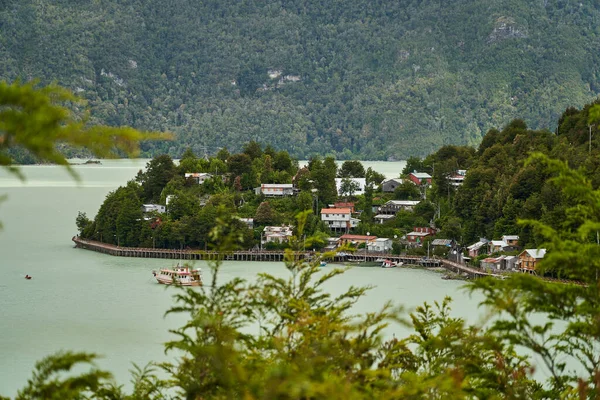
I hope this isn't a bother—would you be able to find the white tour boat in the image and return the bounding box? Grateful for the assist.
[152,263,203,286]
[381,259,403,268]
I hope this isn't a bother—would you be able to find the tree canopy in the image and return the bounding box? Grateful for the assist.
[2,1,600,160]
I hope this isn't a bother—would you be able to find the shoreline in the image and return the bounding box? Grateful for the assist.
[71,236,496,280]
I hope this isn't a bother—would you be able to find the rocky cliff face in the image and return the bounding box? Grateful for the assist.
[487,17,528,43]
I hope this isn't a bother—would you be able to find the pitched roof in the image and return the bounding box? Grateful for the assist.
[407,231,431,237]
[260,183,293,188]
[523,249,546,259]
[382,178,404,184]
[385,200,421,206]
[467,241,487,250]
[374,214,395,219]
[410,172,432,179]
[263,225,293,233]
[321,208,351,214]
[502,235,519,241]
[340,234,377,240]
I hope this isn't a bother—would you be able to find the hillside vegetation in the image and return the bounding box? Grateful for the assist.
[2,0,600,159]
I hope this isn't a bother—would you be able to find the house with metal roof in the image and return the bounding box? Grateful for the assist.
[254,183,295,197]
[381,178,404,193]
[502,235,520,247]
[378,200,421,215]
[517,249,546,273]
[407,171,432,186]
[262,225,294,245]
[489,240,509,253]
[467,238,489,258]
[367,238,393,253]
[374,213,396,224]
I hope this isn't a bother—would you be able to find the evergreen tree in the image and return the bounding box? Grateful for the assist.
[137,155,177,203]
[255,201,276,225]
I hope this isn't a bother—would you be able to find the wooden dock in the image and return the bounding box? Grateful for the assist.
[72,236,502,279]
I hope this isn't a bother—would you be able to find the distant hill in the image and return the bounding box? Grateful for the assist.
[2,0,599,159]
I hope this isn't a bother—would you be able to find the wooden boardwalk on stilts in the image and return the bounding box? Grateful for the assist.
[72,236,507,279]
[73,236,292,262]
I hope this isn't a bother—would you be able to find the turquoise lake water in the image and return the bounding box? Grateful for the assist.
[0,160,490,397]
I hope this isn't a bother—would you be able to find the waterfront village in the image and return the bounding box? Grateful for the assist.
[141,172,543,276]
[76,141,549,279]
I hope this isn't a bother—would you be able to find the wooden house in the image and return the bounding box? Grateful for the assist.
[517,249,546,273]
[382,178,404,193]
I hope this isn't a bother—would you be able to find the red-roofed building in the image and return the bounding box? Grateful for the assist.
[406,226,436,245]
[321,208,360,232]
[333,202,355,213]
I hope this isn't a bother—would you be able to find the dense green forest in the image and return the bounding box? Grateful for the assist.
[2,0,600,160]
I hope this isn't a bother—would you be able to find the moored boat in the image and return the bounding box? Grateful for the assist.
[152,263,202,286]
[381,259,402,268]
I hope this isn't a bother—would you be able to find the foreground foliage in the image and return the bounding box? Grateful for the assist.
[469,154,600,399]
[0,81,170,178]
[0,81,170,230]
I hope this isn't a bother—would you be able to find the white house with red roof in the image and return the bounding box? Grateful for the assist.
[333,202,355,213]
[320,208,360,232]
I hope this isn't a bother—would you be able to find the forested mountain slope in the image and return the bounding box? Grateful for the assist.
[2,0,599,159]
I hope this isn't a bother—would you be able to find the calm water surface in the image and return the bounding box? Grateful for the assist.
[0,159,485,397]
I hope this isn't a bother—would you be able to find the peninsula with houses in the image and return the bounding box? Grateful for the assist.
[74,104,600,283]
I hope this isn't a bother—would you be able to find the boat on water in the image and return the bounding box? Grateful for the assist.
[320,261,327,267]
[152,264,202,286]
[381,259,403,268]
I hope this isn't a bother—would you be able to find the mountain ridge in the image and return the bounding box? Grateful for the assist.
[1,0,599,159]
